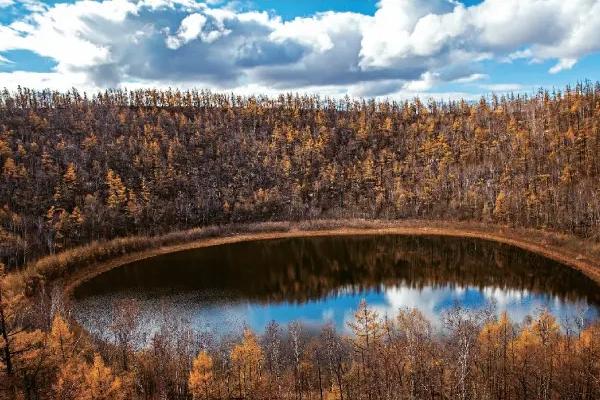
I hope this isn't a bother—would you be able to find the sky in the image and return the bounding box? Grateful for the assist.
[0,0,600,99]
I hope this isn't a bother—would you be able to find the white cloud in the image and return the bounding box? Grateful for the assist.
[0,0,14,8]
[0,0,137,68]
[359,0,600,76]
[0,0,598,96]
[0,25,22,51]
[403,71,439,91]
[166,13,232,48]
[271,13,337,53]
[549,58,578,74]
[453,73,488,83]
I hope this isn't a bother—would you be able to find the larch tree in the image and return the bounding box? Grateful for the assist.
[189,351,214,400]
[230,328,265,399]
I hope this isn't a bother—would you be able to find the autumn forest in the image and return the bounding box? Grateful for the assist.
[2,82,600,268]
[1,83,600,399]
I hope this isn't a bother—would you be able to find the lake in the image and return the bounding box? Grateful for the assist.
[72,235,600,337]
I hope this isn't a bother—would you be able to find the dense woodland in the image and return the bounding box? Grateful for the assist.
[2,82,600,269]
[2,83,600,399]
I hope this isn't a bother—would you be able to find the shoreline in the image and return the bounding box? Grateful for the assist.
[60,221,600,297]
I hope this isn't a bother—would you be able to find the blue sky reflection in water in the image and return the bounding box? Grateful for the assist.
[173,285,596,334]
[72,236,600,338]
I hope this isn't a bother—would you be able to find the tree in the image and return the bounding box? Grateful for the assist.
[574,323,600,398]
[49,315,88,400]
[347,300,383,399]
[48,314,79,364]
[511,310,561,399]
[189,351,214,400]
[53,358,86,400]
[0,263,47,397]
[443,306,489,400]
[263,321,283,398]
[1,263,45,376]
[106,169,127,211]
[230,329,265,399]
[395,308,436,399]
[79,354,124,400]
[478,312,515,399]
[0,262,15,377]
[58,162,78,206]
[493,191,509,222]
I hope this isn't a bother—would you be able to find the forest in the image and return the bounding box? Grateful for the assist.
[1,82,600,399]
[1,82,600,270]
[1,278,599,400]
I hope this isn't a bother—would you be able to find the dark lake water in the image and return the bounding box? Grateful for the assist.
[72,235,600,336]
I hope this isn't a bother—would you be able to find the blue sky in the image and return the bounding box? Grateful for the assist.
[248,0,485,19]
[247,0,380,19]
[0,0,599,99]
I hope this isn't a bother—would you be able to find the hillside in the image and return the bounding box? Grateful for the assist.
[2,82,600,269]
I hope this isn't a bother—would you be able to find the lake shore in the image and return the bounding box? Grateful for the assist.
[63,220,600,296]
[6,219,600,299]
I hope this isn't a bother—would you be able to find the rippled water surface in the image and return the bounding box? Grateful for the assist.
[72,235,600,335]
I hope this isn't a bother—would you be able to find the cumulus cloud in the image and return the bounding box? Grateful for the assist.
[0,0,599,96]
[360,0,600,76]
[166,12,231,49]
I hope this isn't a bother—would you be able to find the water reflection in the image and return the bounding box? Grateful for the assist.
[72,235,600,335]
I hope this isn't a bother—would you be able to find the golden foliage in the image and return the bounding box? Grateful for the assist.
[231,329,265,398]
[79,354,124,400]
[189,351,214,400]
